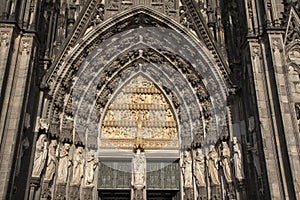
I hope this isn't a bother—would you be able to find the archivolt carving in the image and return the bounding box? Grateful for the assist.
[52,46,213,147]
[43,10,228,153]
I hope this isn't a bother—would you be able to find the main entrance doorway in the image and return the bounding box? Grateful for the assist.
[98,160,180,199]
[98,190,179,200]
[98,75,181,199]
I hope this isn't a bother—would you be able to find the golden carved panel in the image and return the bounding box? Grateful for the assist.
[101,76,178,150]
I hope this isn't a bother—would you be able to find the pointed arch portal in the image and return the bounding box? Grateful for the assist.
[41,6,230,200]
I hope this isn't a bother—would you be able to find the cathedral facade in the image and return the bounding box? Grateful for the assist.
[0,0,300,199]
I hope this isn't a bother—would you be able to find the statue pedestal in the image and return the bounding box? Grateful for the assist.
[41,181,52,200]
[184,187,193,200]
[54,183,66,200]
[69,185,80,199]
[82,187,93,200]
[210,185,221,200]
[197,186,207,200]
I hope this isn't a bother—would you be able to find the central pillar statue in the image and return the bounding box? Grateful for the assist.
[131,145,146,200]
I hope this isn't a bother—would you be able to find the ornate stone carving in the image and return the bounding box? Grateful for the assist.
[56,143,72,184]
[21,39,31,54]
[54,183,67,200]
[101,75,178,150]
[182,150,193,189]
[82,187,93,200]
[39,118,50,132]
[44,139,58,181]
[182,150,193,200]
[271,38,283,52]
[221,141,232,183]
[233,137,245,181]
[194,148,206,187]
[32,134,48,178]
[285,8,300,47]
[85,150,98,187]
[207,145,220,186]
[71,146,85,186]
[105,0,179,20]
[131,148,146,200]
[69,185,80,200]
[0,31,10,46]
[251,45,261,58]
[288,49,300,65]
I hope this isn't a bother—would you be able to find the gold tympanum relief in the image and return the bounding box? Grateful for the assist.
[100,76,178,150]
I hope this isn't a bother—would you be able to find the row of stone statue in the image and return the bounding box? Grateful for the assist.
[181,138,244,198]
[31,134,98,187]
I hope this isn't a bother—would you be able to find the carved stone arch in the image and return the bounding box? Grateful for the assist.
[59,45,213,124]
[71,54,205,149]
[44,6,229,90]
[45,7,229,150]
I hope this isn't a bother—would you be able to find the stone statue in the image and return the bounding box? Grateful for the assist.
[182,150,193,188]
[194,148,206,187]
[44,139,58,181]
[32,134,48,177]
[221,142,232,183]
[85,150,98,187]
[131,148,146,200]
[71,146,85,186]
[56,143,72,184]
[207,145,220,186]
[233,137,245,181]
[16,137,29,175]
[39,118,50,131]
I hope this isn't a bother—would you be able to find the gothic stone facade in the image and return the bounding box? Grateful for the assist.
[0,0,300,199]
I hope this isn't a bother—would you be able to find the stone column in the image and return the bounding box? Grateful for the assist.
[0,32,37,199]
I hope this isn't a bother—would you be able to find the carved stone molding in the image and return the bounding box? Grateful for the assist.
[285,7,300,48]
[271,37,283,52]
[21,39,32,55]
[0,31,10,47]
[54,183,67,200]
[251,45,261,58]
[287,48,300,65]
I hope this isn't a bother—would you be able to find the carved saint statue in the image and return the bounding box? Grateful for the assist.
[182,150,193,188]
[207,145,220,186]
[44,139,58,181]
[194,148,206,187]
[233,137,245,181]
[85,150,98,187]
[32,134,48,177]
[221,142,232,183]
[56,143,72,184]
[131,148,146,200]
[71,146,85,186]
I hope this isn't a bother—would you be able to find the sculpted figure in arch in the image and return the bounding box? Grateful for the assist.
[182,150,193,188]
[221,142,232,183]
[207,145,220,186]
[194,148,206,187]
[44,139,58,181]
[32,134,48,177]
[233,137,245,181]
[85,150,98,187]
[56,143,72,184]
[71,146,85,186]
[131,148,146,200]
